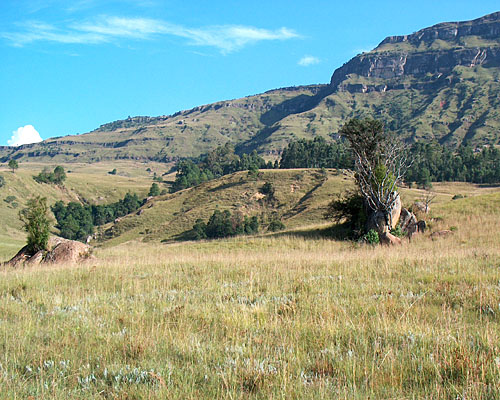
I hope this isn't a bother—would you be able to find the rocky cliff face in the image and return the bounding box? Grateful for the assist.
[330,12,500,91]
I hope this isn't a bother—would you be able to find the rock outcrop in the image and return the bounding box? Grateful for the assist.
[3,237,92,267]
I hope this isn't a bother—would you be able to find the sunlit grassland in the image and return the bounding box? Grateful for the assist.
[0,161,156,259]
[0,189,498,398]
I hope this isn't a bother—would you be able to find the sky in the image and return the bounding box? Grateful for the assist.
[1,1,499,146]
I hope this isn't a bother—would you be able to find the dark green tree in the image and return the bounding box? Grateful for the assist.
[18,196,51,254]
[53,166,66,184]
[148,183,161,197]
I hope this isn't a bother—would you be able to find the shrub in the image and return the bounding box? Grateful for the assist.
[18,196,51,254]
[324,190,367,238]
[0,174,4,188]
[260,182,275,197]
[364,229,380,245]
[268,219,285,232]
[108,168,117,175]
[34,166,66,185]
[390,225,404,238]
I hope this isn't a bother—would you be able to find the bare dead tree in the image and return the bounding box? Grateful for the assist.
[340,118,413,229]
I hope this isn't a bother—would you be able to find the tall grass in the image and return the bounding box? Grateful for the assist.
[0,192,498,398]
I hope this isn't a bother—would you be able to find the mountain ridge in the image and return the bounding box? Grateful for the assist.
[1,12,499,163]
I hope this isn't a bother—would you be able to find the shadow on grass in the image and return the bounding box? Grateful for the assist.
[267,222,353,241]
[163,223,354,244]
[208,181,245,192]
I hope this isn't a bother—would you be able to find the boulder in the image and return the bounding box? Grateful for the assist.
[388,192,402,229]
[379,231,402,246]
[416,220,427,233]
[3,237,92,267]
[400,208,417,234]
[44,238,92,264]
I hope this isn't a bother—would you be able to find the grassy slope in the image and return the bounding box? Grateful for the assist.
[0,161,159,259]
[0,188,498,398]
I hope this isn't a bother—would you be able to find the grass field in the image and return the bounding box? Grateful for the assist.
[0,187,498,398]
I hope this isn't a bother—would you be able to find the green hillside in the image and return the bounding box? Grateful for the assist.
[1,13,499,164]
[0,161,158,259]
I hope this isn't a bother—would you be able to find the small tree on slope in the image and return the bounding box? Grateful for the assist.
[19,196,51,254]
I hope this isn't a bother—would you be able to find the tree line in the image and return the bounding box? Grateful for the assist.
[277,137,499,185]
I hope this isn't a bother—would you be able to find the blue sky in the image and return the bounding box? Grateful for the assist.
[1,1,499,146]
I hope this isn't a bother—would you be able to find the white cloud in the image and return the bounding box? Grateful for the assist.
[298,55,320,67]
[2,16,299,53]
[8,125,43,146]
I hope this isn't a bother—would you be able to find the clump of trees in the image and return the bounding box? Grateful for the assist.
[19,196,51,254]
[279,137,353,169]
[188,209,260,240]
[171,144,269,192]
[52,193,143,241]
[34,166,66,185]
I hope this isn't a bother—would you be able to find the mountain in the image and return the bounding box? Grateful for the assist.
[1,12,499,163]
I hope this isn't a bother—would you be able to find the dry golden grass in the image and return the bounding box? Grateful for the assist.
[0,190,498,398]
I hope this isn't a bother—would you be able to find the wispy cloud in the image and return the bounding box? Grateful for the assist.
[298,55,320,66]
[2,16,299,53]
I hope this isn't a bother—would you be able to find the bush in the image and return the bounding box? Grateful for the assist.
[390,225,404,238]
[0,174,4,188]
[108,168,117,175]
[260,182,275,197]
[18,196,51,254]
[324,190,367,238]
[34,166,66,185]
[452,194,465,200]
[268,219,285,232]
[363,229,380,245]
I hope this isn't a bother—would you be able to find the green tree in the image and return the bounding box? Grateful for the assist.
[8,159,19,173]
[18,196,51,254]
[53,165,66,184]
[148,183,161,197]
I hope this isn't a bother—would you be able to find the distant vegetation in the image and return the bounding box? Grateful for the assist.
[0,174,4,188]
[171,144,271,192]
[279,137,353,169]
[279,138,500,185]
[34,166,67,185]
[52,193,143,241]
[406,143,500,186]
[187,209,260,240]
